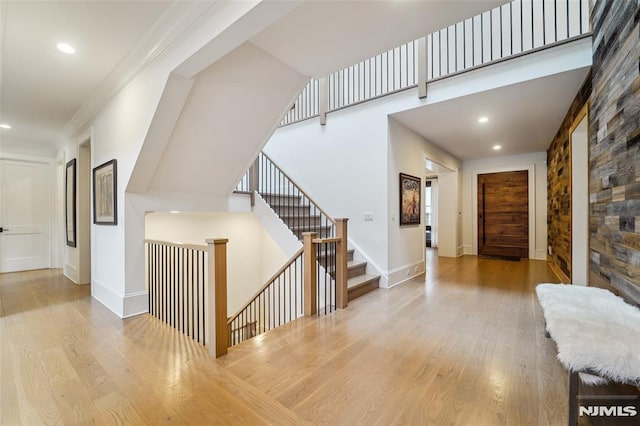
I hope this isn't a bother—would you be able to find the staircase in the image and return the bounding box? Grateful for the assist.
[261,191,380,302]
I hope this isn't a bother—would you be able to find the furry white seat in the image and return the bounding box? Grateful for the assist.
[536,283,640,386]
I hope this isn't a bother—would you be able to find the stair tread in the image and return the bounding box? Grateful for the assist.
[347,274,380,289]
[348,260,367,269]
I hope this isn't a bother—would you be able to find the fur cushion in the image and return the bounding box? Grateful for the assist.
[536,283,640,385]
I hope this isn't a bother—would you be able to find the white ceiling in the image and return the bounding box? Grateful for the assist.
[391,67,591,161]
[251,0,504,77]
[0,1,184,147]
[6,0,573,164]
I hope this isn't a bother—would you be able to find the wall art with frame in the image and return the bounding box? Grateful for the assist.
[399,172,421,226]
[93,159,117,225]
[65,159,77,246]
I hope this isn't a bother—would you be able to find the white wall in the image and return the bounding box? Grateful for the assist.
[145,212,287,314]
[57,2,307,317]
[264,97,391,283]
[462,152,548,259]
[265,101,463,288]
[0,137,57,158]
[438,170,461,258]
[387,118,462,285]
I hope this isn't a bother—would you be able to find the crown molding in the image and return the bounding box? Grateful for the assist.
[58,1,216,146]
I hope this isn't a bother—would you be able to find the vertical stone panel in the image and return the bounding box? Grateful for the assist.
[547,79,591,281]
[590,0,640,304]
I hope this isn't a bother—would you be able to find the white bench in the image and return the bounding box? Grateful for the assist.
[536,283,640,425]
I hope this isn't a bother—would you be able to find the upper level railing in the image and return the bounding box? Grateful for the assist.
[328,39,419,111]
[427,0,589,80]
[280,0,590,126]
[280,79,321,126]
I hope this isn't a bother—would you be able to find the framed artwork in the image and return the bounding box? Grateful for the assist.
[399,173,421,226]
[93,159,117,225]
[65,159,77,246]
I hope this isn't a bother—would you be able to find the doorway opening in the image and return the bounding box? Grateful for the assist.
[78,140,92,285]
[425,179,437,248]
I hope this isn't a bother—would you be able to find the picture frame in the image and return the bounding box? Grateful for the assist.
[93,159,117,225]
[399,173,421,226]
[65,159,77,246]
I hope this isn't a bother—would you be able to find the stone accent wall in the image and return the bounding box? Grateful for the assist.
[589,0,640,304]
[547,79,591,281]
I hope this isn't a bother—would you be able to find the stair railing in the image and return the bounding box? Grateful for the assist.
[236,151,336,239]
[227,248,304,346]
[145,238,229,357]
[227,219,349,348]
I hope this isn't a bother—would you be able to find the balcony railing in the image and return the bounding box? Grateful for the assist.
[280,0,590,126]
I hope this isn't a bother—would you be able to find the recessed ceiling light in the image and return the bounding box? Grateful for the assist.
[0,123,11,129]
[478,116,489,124]
[493,144,502,150]
[169,210,180,214]
[56,42,76,54]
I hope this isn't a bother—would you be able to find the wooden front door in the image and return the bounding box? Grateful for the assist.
[478,171,528,259]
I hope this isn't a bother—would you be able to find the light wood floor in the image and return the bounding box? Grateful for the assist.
[2,253,573,425]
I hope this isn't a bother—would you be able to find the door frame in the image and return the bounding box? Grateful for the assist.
[77,132,93,285]
[570,105,589,285]
[472,165,536,259]
[0,151,56,270]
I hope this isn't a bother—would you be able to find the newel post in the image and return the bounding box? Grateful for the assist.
[335,218,349,309]
[206,238,229,358]
[303,232,318,316]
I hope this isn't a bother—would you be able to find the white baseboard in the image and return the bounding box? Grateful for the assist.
[462,245,474,255]
[123,291,149,318]
[387,261,425,288]
[91,279,124,318]
[457,245,465,257]
[64,263,79,283]
[535,249,548,261]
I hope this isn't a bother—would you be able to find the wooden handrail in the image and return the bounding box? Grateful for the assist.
[144,239,207,252]
[260,152,336,225]
[227,247,304,325]
[312,237,341,244]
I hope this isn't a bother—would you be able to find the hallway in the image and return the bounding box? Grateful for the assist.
[1,256,566,424]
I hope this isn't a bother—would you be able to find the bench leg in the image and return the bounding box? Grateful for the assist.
[544,319,550,338]
[568,370,579,426]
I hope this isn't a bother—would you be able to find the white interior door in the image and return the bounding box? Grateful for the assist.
[0,158,51,272]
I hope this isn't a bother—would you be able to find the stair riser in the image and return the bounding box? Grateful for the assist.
[281,216,324,227]
[348,263,367,279]
[272,206,311,216]
[317,250,354,263]
[348,278,380,301]
[261,194,303,206]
